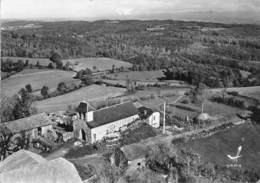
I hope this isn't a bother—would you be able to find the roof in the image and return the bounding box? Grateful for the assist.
[0,151,83,183]
[0,150,46,173]
[77,101,96,113]
[3,113,52,133]
[138,106,154,119]
[87,102,139,128]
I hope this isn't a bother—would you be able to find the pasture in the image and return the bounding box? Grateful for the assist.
[1,69,79,97]
[62,57,132,72]
[1,57,51,66]
[181,123,260,172]
[33,85,126,113]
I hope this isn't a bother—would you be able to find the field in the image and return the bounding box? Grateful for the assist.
[210,86,260,101]
[1,57,51,66]
[173,100,244,119]
[106,70,164,81]
[1,69,79,97]
[33,85,126,113]
[181,123,260,172]
[63,57,132,72]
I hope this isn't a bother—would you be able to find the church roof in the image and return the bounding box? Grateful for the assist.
[87,101,139,128]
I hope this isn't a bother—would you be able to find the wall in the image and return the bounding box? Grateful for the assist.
[90,114,139,143]
[148,112,160,128]
[41,125,53,136]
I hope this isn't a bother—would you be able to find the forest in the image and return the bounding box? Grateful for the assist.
[1,20,260,87]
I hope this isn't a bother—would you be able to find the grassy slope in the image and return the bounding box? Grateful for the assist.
[182,123,260,172]
[1,69,79,97]
[33,85,125,113]
[63,57,132,71]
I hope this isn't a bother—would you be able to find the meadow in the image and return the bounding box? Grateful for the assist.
[181,123,260,172]
[63,57,132,72]
[1,69,79,97]
[33,85,126,113]
[106,70,164,81]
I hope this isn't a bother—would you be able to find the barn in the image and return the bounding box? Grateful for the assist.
[1,113,56,141]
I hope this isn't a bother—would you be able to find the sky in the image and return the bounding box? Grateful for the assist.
[1,0,260,20]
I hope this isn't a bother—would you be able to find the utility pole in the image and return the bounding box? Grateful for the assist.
[163,101,166,134]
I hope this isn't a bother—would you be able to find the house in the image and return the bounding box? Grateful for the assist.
[138,106,160,128]
[0,150,83,183]
[1,113,55,141]
[73,101,139,143]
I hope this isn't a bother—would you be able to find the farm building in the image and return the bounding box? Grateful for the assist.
[73,101,139,143]
[0,150,83,183]
[137,106,160,128]
[1,113,56,141]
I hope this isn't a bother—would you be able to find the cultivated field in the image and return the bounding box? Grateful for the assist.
[33,85,126,113]
[181,123,260,172]
[63,57,132,72]
[1,69,79,97]
[1,57,51,66]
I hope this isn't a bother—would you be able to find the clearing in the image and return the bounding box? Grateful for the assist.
[33,85,126,113]
[63,57,132,72]
[1,69,79,97]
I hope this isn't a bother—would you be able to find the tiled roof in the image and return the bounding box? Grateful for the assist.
[87,102,139,128]
[3,113,52,133]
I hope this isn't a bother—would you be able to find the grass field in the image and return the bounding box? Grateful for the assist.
[63,57,132,72]
[1,69,79,97]
[1,57,51,66]
[106,70,164,81]
[174,100,244,119]
[181,123,260,172]
[33,85,126,113]
[210,86,260,101]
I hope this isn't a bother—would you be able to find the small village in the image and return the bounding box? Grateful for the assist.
[1,1,260,182]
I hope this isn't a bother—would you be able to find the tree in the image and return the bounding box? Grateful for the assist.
[1,95,18,122]
[0,126,12,160]
[81,75,93,86]
[57,82,67,93]
[191,83,208,113]
[50,52,61,63]
[111,64,116,73]
[25,84,32,93]
[41,85,49,98]
[13,88,34,119]
[16,60,24,72]
[50,52,63,69]
[48,62,54,69]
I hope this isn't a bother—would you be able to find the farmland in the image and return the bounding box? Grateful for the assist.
[63,57,132,72]
[180,123,260,172]
[33,85,126,113]
[1,69,79,97]
[106,70,164,81]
